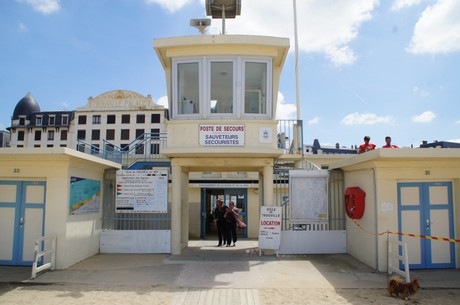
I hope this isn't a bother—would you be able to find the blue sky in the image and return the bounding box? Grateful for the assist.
[1,0,459,148]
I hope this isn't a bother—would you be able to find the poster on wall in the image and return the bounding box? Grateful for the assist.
[258,206,282,252]
[69,177,101,214]
[115,169,168,213]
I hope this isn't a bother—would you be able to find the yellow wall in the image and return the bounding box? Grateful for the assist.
[331,149,460,271]
[0,148,120,269]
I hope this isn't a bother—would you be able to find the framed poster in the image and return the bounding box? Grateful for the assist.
[69,177,101,214]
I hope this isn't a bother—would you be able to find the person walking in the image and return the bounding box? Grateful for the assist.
[224,201,239,247]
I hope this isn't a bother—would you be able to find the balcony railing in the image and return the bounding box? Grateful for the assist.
[277,119,303,155]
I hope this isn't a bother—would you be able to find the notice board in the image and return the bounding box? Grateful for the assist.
[289,170,328,222]
[116,169,168,213]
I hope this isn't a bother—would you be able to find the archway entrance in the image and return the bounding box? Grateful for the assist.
[200,188,248,240]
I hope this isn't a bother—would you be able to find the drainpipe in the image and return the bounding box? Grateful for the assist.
[372,167,379,272]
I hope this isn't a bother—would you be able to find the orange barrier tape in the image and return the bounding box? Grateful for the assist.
[351,218,460,242]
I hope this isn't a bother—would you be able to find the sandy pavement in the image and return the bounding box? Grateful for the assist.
[1,283,460,305]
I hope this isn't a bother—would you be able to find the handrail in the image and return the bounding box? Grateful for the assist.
[31,234,57,279]
[387,235,410,282]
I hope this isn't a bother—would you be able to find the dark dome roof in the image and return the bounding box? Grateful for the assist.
[12,92,41,119]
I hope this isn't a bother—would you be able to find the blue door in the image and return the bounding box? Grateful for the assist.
[398,182,455,269]
[0,181,46,266]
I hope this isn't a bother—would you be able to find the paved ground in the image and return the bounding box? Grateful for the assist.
[1,240,460,304]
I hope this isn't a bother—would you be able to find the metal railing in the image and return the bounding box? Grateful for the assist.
[31,235,56,279]
[277,119,303,155]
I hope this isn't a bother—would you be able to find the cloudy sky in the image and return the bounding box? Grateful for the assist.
[1,0,459,148]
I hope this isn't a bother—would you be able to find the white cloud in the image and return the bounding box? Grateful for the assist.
[155,95,169,108]
[18,22,28,32]
[340,112,394,125]
[275,92,296,120]
[407,0,460,54]
[412,110,436,122]
[413,86,430,98]
[454,120,460,124]
[448,138,460,143]
[208,0,378,66]
[17,0,60,14]
[144,0,193,13]
[308,117,321,125]
[391,0,425,11]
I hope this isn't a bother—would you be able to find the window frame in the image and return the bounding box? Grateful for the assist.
[171,56,272,120]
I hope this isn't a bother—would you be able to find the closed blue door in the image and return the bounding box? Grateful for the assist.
[398,182,455,269]
[0,181,46,266]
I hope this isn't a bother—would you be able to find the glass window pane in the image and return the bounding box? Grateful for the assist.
[177,62,199,114]
[210,62,233,114]
[244,62,267,114]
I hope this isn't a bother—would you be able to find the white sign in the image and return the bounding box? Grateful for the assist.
[116,169,168,213]
[199,124,245,146]
[258,206,282,250]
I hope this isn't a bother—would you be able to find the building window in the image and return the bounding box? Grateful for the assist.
[172,57,272,119]
[34,130,41,141]
[47,130,55,141]
[151,128,160,139]
[121,129,130,140]
[36,117,43,126]
[176,62,200,115]
[78,115,87,125]
[91,144,100,155]
[151,143,160,154]
[61,130,68,141]
[136,114,145,124]
[17,131,25,141]
[151,113,160,123]
[107,115,116,124]
[244,61,268,114]
[106,129,115,140]
[121,144,129,152]
[49,116,55,125]
[135,129,144,139]
[135,144,144,155]
[34,144,41,148]
[62,115,69,125]
[77,130,86,140]
[92,115,101,124]
[19,117,26,126]
[47,144,54,147]
[121,114,130,124]
[60,144,67,147]
[210,61,234,114]
[92,129,100,140]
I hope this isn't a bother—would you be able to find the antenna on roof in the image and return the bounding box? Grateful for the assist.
[190,19,211,35]
[205,0,241,35]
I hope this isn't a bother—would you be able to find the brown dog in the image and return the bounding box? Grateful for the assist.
[388,276,420,299]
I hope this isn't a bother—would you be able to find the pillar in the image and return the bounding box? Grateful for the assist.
[263,163,274,206]
[171,161,182,254]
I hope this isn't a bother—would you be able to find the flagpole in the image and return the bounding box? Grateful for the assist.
[293,0,301,121]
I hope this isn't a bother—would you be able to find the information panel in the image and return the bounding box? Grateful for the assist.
[115,169,168,213]
[289,170,328,222]
[258,206,282,251]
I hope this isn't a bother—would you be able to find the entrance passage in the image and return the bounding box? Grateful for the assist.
[200,188,247,240]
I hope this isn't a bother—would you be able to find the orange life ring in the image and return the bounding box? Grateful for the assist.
[344,187,365,219]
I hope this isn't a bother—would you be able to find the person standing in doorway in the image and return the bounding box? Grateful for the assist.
[214,199,227,247]
[382,136,398,148]
[224,201,239,247]
[358,136,376,154]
